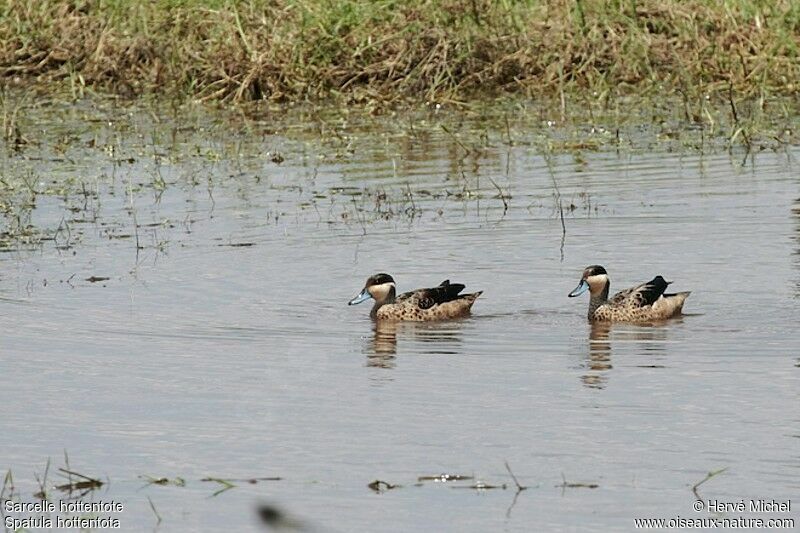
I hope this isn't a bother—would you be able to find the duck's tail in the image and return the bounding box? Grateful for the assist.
[461,291,483,307]
[657,291,691,317]
[441,291,482,318]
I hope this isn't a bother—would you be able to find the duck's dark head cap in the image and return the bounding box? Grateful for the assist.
[366,273,395,286]
[583,265,607,278]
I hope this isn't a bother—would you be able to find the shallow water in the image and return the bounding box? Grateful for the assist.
[1,99,798,532]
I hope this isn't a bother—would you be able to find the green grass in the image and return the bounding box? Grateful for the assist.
[1,0,798,104]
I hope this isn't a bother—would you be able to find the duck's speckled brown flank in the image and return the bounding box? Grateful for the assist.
[569,265,691,323]
[349,274,482,321]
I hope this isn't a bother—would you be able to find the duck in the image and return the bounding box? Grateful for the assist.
[568,265,691,322]
[348,273,482,321]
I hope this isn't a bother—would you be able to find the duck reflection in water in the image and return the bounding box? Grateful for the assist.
[582,320,675,389]
[364,320,466,369]
[583,322,613,389]
[367,320,399,368]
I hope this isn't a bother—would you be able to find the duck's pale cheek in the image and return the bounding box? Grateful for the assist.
[369,282,395,301]
[585,274,609,293]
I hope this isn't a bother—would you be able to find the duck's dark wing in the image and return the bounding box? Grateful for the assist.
[397,280,466,310]
[610,276,670,308]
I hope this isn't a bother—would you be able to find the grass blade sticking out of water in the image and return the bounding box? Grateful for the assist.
[200,476,282,497]
[147,496,162,525]
[691,467,728,500]
[202,477,236,497]
[487,177,510,215]
[32,457,50,500]
[504,462,531,519]
[1,469,16,502]
[504,461,528,493]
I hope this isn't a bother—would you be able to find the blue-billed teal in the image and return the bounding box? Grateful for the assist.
[568,265,691,322]
[348,273,482,321]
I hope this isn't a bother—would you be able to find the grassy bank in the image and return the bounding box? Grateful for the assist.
[1,0,799,104]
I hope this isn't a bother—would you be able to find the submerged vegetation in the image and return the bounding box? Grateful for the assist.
[0,91,797,253]
[1,1,799,253]
[4,458,731,528]
[1,0,799,105]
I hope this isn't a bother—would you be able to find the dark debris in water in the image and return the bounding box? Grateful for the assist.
[367,479,400,492]
[46,468,104,498]
[139,475,186,487]
[556,474,599,490]
[557,481,598,489]
[201,476,283,483]
[25,458,106,501]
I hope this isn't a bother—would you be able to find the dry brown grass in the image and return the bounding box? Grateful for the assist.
[1,0,798,104]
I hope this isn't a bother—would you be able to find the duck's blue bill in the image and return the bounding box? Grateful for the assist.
[348,288,372,305]
[568,279,590,297]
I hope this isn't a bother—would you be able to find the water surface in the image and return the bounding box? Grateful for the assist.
[1,99,798,531]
